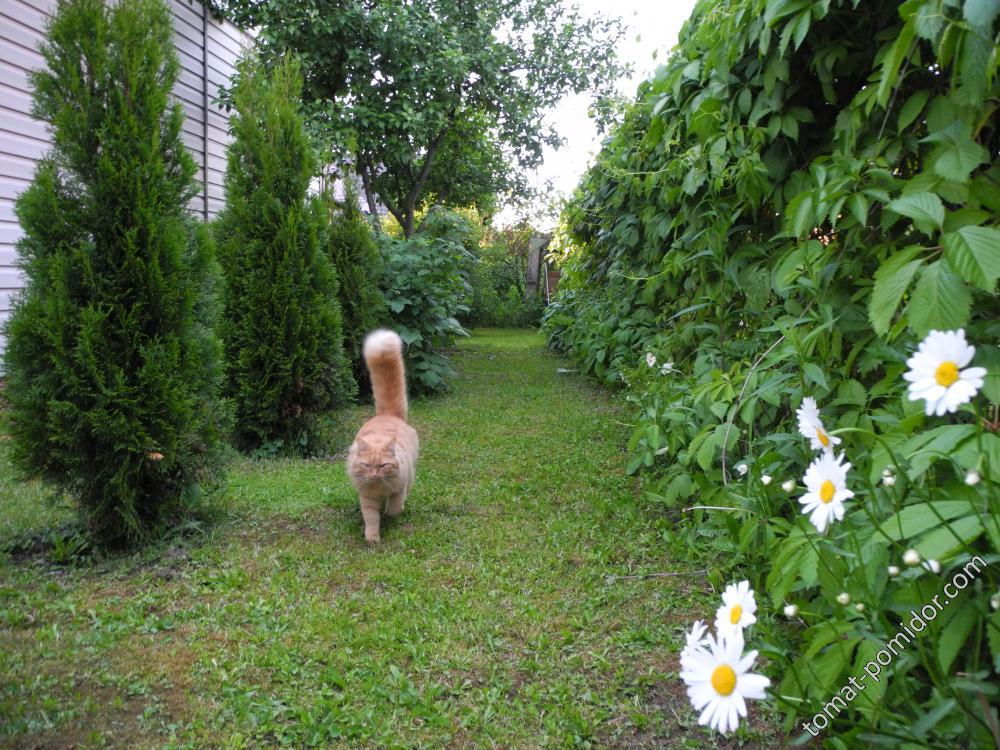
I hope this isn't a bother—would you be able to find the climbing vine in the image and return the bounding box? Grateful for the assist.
[545,0,999,745]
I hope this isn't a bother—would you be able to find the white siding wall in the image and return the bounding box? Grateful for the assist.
[0,0,250,359]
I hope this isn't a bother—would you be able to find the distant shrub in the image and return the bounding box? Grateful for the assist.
[323,186,387,390]
[215,57,355,452]
[379,234,471,394]
[466,224,545,328]
[2,0,228,546]
[415,205,482,260]
[469,267,544,328]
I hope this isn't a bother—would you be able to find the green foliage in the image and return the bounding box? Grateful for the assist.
[215,56,355,452]
[3,333,783,747]
[322,185,387,390]
[1,0,228,547]
[379,229,471,394]
[221,0,628,235]
[467,224,545,328]
[545,0,999,745]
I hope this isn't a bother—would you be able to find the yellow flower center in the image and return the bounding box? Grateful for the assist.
[820,480,836,504]
[711,665,737,696]
[816,428,830,447]
[935,361,959,387]
[730,604,743,625]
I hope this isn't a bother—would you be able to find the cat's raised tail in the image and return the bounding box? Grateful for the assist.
[363,329,408,422]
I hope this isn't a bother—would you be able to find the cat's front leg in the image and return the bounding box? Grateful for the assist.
[359,493,382,543]
[385,491,405,518]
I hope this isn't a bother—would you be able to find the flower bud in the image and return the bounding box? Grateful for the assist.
[781,479,795,493]
[902,549,921,567]
[887,565,901,577]
[882,475,896,487]
[783,604,799,618]
[965,470,981,486]
[922,559,941,574]
[761,475,772,486]
[854,603,865,613]
[836,592,851,606]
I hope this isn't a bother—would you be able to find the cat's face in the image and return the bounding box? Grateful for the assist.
[352,438,400,483]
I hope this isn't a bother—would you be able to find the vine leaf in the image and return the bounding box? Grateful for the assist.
[869,245,925,335]
[887,192,944,235]
[942,225,1000,291]
[924,122,989,183]
[964,0,1000,28]
[907,259,972,335]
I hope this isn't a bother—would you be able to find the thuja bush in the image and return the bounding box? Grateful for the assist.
[323,185,386,390]
[545,0,999,746]
[2,0,228,546]
[215,57,355,452]
[379,232,471,394]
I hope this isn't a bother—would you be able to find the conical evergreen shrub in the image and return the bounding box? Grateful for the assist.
[215,57,356,451]
[323,183,386,390]
[2,0,228,546]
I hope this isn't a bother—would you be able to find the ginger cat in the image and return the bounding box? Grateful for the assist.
[347,330,419,543]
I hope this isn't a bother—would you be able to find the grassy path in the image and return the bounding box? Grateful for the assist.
[1,330,779,749]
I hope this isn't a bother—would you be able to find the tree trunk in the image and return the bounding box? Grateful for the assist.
[357,160,380,217]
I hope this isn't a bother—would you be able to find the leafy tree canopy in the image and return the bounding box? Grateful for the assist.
[218,0,628,235]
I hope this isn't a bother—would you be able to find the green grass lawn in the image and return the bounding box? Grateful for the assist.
[0,330,783,749]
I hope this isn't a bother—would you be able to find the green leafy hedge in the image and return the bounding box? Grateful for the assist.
[545,0,999,745]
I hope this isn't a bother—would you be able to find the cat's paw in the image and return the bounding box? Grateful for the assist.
[365,530,381,544]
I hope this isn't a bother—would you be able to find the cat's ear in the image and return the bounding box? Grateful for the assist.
[355,437,370,452]
[385,438,397,455]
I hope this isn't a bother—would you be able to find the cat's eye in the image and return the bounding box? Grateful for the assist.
[378,463,389,468]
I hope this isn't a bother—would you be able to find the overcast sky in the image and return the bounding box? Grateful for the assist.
[498,0,698,228]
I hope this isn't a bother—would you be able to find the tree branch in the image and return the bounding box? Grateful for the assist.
[405,126,449,216]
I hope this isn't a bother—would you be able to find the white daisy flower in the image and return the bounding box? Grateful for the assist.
[735,463,748,477]
[646,352,657,368]
[798,451,854,533]
[796,396,841,453]
[904,329,987,416]
[783,603,798,618]
[715,580,757,635]
[660,361,674,374]
[680,620,709,671]
[761,474,772,486]
[680,630,771,735]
